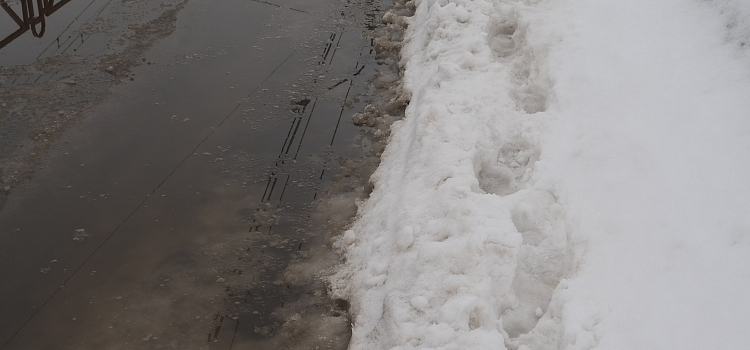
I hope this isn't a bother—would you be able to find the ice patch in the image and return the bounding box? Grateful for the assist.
[342,230,356,246]
[72,228,91,241]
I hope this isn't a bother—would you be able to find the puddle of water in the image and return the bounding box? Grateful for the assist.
[0,0,190,212]
[0,0,394,348]
[0,0,178,65]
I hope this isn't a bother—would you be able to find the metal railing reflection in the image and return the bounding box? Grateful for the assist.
[1,0,72,49]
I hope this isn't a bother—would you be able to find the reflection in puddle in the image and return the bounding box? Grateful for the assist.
[0,0,398,349]
[0,0,74,49]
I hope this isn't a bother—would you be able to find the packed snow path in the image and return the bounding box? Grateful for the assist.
[333,0,750,349]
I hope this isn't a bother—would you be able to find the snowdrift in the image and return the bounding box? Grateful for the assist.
[333,0,750,349]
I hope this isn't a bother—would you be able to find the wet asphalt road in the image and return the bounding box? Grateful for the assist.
[0,0,385,348]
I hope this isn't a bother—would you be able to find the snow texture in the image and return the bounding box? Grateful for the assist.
[333,0,750,349]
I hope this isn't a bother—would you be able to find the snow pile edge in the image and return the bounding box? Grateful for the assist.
[333,0,577,348]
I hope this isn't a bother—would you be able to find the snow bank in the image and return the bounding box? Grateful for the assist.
[333,0,750,349]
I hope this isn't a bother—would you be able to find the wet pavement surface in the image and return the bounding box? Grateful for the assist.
[0,0,391,348]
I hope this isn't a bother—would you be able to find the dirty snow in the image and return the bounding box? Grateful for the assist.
[333,0,750,349]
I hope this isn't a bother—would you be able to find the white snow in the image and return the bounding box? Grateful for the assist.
[333,0,750,349]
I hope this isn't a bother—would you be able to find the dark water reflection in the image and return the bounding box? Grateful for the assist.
[0,0,389,348]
